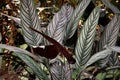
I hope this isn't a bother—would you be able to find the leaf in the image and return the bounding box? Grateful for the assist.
[66,0,91,39]
[109,51,120,66]
[101,0,120,13]
[0,44,49,80]
[83,49,112,70]
[98,14,120,67]
[15,52,49,80]
[30,27,76,64]
[50,59,72,80]
[0,13,21,25]
[33,45,59,59]
[20,0,42,46]
[108,46,120,53]
[75,7,100,67]
[0,44,43,62]
[45,3,74,45]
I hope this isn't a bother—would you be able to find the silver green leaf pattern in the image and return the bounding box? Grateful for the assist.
[20,0,42,46]
[75,7,100,67]
[0,44,48,80]
[66,0,91,39]
[101,0,120,13]
[15,53,49,80]
[50,60,71,80]
[98,14,120,67]
[45,3,74,45]
[83,49,111,70]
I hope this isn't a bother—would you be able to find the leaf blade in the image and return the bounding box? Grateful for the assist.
[75,7,100,67]
[20,0,42,46]
[66,0,91,39]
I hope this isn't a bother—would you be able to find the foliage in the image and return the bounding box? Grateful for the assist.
[0,0,120,80]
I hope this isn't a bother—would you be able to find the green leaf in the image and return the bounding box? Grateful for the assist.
[101,0,120,13]
[45,3,74,45]
[108,46,120,53]
[83,49,111,69]
[98,14,120,67]
[0,44,48,80]
[50,59,72,80]
[15,52,49,80]
[75,7,100,67]
[20,0,42,46]
[0,44,43,62]
[66,0,91,39]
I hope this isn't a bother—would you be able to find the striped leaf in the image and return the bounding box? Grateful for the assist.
[109,51,120,66]
[75,7,100,67]
[0,44,48,80]
[107,46,120,66]
[50,60,71,80]
[101,0,120,13]
[98,14,120,67]
[83,49,111,70]
[0,44,44,62]
[20,0,42,46]
[45,3,74,45]
[66,0,91,39]
[16,53,49,80]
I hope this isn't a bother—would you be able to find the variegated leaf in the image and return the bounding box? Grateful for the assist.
[83,49,112,70]
[66,0,91,39]
[75,7,100,67]
[50,59,72,80]
[101,0,120,13]
[0,44,48,80]
[45,3,74,45]
[20,0,42,46]
[98,14,120,67]
[15,52,49,80]
[109,51,120,66]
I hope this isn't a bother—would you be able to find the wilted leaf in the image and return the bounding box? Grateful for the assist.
[30,27,76,64]
[75,7,100,67]
[33,45,59,59]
